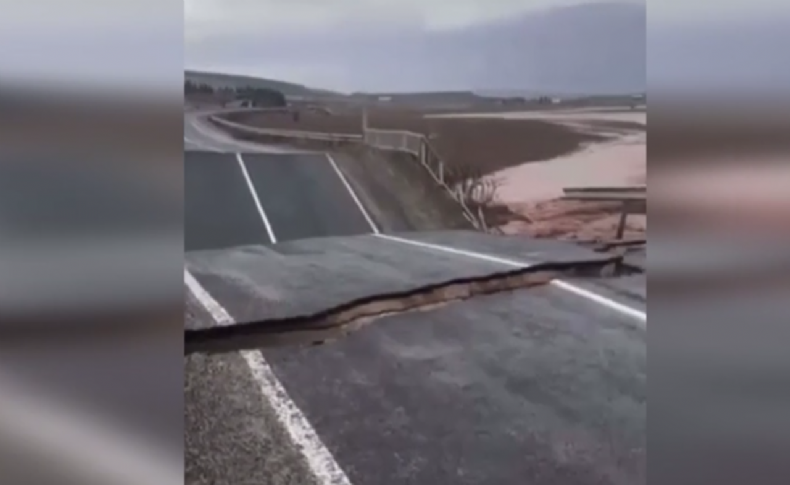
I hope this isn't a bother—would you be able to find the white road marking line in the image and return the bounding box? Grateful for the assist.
[184,270,353,485]
[378,233,529,267]
[236,153,277,243]
[325,153,380,234]
[375,233,646,323]
[548,279,646,322]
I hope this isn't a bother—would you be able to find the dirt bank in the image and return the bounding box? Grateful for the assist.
[488,110,646,241]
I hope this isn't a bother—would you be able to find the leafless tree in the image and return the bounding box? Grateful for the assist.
[444,161,502,210]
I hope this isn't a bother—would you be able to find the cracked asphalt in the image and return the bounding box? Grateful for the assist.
[184,112,646,485]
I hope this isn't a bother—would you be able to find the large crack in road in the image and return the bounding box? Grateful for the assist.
[185,255,628,354]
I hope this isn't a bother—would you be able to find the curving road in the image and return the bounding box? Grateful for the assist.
[184,112,647,485]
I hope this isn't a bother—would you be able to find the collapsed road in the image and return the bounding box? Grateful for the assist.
[185,252,628,354]
[184,111,646,485]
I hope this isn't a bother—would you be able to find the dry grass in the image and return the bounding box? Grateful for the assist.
[500,200,646,241]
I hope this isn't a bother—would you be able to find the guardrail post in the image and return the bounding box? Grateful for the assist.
[438,161,444,184]
[615,204,628,239]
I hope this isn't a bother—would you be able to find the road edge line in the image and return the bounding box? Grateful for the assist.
[374,233,646,323]
[184,269,353,485]
[325,153,380,234]
[236,153,278,243]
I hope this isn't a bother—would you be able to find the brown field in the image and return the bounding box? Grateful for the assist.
[184,93,236,109]
[222,108,606,176]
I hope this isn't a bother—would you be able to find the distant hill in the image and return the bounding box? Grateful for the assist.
[184,70,342,98]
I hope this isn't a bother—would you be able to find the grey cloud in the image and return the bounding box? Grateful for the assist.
[186,1,647,93]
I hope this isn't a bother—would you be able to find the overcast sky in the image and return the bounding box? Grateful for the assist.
[183,0,785,42]
[0,0,784,93]
[184,0,575,86]
[184,0,651,91]
[184,0,786,93]
[186,0,600,38]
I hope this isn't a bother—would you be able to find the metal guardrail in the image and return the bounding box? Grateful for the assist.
[209,116,363,142]
[363,129,422,157]
[563,185,646,194]
[561,186,646,240]
[562,186,647,202]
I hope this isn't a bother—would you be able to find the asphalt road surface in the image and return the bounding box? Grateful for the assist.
[184,112,647,485]
[185,151,375,250]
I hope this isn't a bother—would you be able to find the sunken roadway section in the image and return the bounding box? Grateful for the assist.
[184,231,642,352]
[184,109,645,485]
[185,230,646,485]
